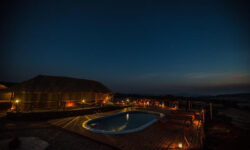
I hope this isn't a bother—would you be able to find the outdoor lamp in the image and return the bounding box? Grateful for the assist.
[178,142,182,149]
[15,99,20,104]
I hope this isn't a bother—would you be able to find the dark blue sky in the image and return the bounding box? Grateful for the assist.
[1,0,250,95]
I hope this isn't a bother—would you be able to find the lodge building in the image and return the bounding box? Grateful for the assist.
[5,75,112,111]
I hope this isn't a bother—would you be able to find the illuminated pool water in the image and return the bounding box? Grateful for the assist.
[82,111,164,134]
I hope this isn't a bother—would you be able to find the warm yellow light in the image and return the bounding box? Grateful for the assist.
[126,98,130,102]
[178,142,182,148]
[162,103,165,108]
[126,113,129,120]
[193,120,200,126]
[82,99,85,103]
[105,96,110,100]
[15,99,20,103]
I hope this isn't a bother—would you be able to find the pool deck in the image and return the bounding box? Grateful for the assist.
[49,107,204,150]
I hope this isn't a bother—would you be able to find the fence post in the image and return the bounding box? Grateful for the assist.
[202,108,205,123]
[210,102,213,121]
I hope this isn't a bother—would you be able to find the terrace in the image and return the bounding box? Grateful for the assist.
[49,106,205,150]
[1,95,205,150]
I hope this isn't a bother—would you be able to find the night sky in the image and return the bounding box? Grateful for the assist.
[1,0,250,95]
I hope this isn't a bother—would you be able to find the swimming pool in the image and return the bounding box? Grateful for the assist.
[82,111,164,134]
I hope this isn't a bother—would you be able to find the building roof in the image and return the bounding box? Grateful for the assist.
[8,75,112,93]
[0,83,7,90]
[0,82,18,90]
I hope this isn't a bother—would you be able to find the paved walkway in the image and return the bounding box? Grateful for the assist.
[0,117,115,150]
[0,127,115,150]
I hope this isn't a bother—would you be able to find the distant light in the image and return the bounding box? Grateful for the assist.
[162,103,165,108]
[15,99,20,103]
[11,105,16,110]
[105,96,110,101]
[82,99,85,103]
[66,102,74,107]
[126,98,130,102]
[193,120,200,126]
[178,142,182,148]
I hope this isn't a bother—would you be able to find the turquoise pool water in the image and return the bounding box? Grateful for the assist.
[82,111,164,134]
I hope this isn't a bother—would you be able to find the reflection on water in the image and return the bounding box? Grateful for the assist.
[111,122,128,131]
[85,111,159,132]
[111,113,130,131]
[90,123,97,127]
[126,113,129,121]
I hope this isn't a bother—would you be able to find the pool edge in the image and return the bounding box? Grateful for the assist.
[82,110,165,134]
